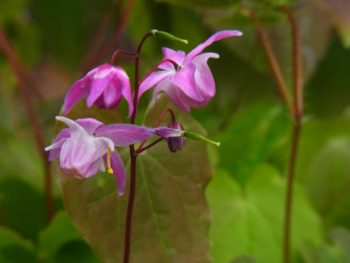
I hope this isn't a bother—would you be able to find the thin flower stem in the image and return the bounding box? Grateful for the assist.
[123,31,153,263]
[282,7,304,263]
[249,10,294,116]
[0,29,55,222]
[136,138,164,155]
[110,50,138,65]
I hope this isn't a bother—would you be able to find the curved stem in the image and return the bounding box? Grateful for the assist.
[110,50,138,65]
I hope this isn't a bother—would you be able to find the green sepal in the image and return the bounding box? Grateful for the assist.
[183,131,221,147]
[151,29,188,44]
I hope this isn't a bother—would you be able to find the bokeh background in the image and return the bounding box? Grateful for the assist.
[0,0,350,262]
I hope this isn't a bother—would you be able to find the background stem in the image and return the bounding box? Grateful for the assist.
[282,7,304,263]
[0,29,55,222]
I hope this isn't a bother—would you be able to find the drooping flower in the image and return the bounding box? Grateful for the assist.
[63,64,134,116]
[138,30,243,111]
[45,116,183,195]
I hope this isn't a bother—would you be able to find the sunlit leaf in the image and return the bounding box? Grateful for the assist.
[207,164,323,262]
[218,100,289,184]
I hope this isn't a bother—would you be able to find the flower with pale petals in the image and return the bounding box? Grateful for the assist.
[138,30,243,112]
[63,64,134,116]
[45,116,183,195]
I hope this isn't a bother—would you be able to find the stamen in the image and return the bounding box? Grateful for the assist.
[107,148,113,174]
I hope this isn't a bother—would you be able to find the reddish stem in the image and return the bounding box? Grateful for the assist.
[250,10,294,116]
[136,138,164,155]
[110,50,138,65]
[123,31,153,263]
[136,108,175,152]
[282,7,304,263]
[0,29,55,222]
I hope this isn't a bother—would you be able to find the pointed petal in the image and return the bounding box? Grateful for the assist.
[155,127,183,138]
[116,67,134,117]
[76,118,103,135]
[109,151,126,196]
[138,70,173,101]
[56,116,87,135]
[102,80,122,108]
[162,48,186,65]
[95,124,154,146]
[86,76,112,107]
[63,78,90,114]
[191,52,219,98]
[171,63,202,101]
[186,30,242,61]
[45,128,70,161]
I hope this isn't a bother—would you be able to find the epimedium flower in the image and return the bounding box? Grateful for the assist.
[63,64,134,116]
[138,30,243,112]
[45,116,183,195]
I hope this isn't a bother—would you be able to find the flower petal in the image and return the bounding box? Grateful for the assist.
[45,128,70,161]
[162,48,186,66]
[76,118,104,135]
[170,63,202,101]
[117,68,134,117]
[86,76,113,107]
[153,79,191,112]
[138,70,173,101]
[63,78,90,114]
[109,151,126,196]
[192,52,219,99]
[186,30,242,61]
[95,124,154,146]
[155,127,183,138]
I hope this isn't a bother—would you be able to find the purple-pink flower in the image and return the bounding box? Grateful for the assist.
[45,116,183,195]
[63,64,134,116]
[138,30,243,112]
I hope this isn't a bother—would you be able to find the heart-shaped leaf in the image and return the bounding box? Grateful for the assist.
[55,96,212,262]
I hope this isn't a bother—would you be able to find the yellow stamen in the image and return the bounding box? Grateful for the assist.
[107,148,113,174]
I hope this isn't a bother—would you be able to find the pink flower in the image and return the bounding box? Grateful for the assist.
[138,30,242,111]
[63,64,133,116]
[45,116,183,195]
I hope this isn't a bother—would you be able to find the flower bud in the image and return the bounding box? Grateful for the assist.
[166,121,185,153]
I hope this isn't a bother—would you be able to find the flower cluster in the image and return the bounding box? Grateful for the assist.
[46,30,242,195]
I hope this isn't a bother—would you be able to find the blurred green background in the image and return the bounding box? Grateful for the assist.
[0,0,350,262]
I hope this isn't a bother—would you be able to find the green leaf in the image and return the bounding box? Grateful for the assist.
[207,164,323,263]
[38,211,100,263]
[218,100,289,184]
[0,178,47,241]
[0,226,36,263]
[56,95,212,262]
[295,112,350,229]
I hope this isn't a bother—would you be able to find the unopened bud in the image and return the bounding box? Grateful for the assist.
[166,121,185,153]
